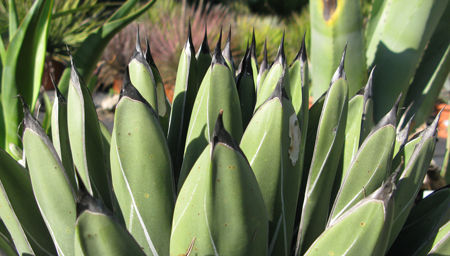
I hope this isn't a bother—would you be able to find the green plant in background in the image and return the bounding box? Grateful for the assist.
[310,0,450,127]
[0,0,156,156]
[1,14,450,254]
[1,0,450,255]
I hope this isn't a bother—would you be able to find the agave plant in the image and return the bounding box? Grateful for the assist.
[1,1,450,255]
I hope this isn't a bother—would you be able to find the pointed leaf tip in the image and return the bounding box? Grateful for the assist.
[330,44,347,84]
[250,28,257,61]
[211,29,227,69]
[211,110,244,158]
[184,20,196,54]
[75,169,111,218]
[364,67,375,100]
[135,25,143,54]
[274,31,286,67]
[290,31,307,66]
[51,75,67,103]
[199,23,210,55]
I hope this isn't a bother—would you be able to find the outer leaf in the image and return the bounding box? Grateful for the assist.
[240,72,302,255]
[67,57,113,210]
[297,69,348,254]
[167,26,198,186]
[21,97,76,256]
[388,113,440,248]
[110,76,175,256]
[128,30,158,112]
[367,0,448,121]
[222,27,235,77]
[1,0,52,152]
[236,46,256,130]
[257,39,269,92]
[76,182,145,256]
[196,25,212,83]
[387,186,450,255]
[0,148,55,255]
[255,34,288,111]
[427,220,450,255]
[0,232,18,256]
[8,0,18,40]
[171,112,268,255]
[51,84,76,189]
[328,96,399,226]
[310,0,366,99]
[57,0,156,97]
[304,171,397,256]
[402,2,450,130]
[178,35,243,189]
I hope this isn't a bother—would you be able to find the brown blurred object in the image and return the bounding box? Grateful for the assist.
[42,56,66,90]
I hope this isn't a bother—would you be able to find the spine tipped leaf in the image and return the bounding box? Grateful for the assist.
[178,32,243,189]
[250,29,259,88]
[387,185,450,255]
[128,28,169,133]
[304,171,398,256]
[196,24,212,83]
[0,148,56,255]
[310,0,366,100]
[288,33,309,184]
[361,68,375,142]
[75,179,145,256]
[240,73,302,255]
[67,55,113,210]
[145,34,171,135]
[257,39,269,92]
[297,51,348,255]
[51,82,76,189]
[255,34,289,111]
[328,94,400,226]
[110,73,175,256]
[388,112,440,247]
[21,96,77,256]
[222,27,235,76]
[167,24,198,187]
[236,46,256,129]
[171,111,268,255]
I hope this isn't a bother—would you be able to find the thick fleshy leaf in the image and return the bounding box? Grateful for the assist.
[222,27,235,76]
[1,0,52,152]
[255,34,289,111]
[240,72,302,255]
[0,148,55,255]
[167,25,198,186]
[236,46,256,129]
[110,78,175,256]
[75,181,145,256]
[328,95,400,226]
[67,56,113,210]
[257,39,269,92]
[297,65,348,255]
[21,97,76,256]
[310,0,366,100]
[178,34,243,189]
[388,113,440,247]
[303,171,397,256]
[51,83,76,189]
[196,24,212,83]
[171,112,268,255]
